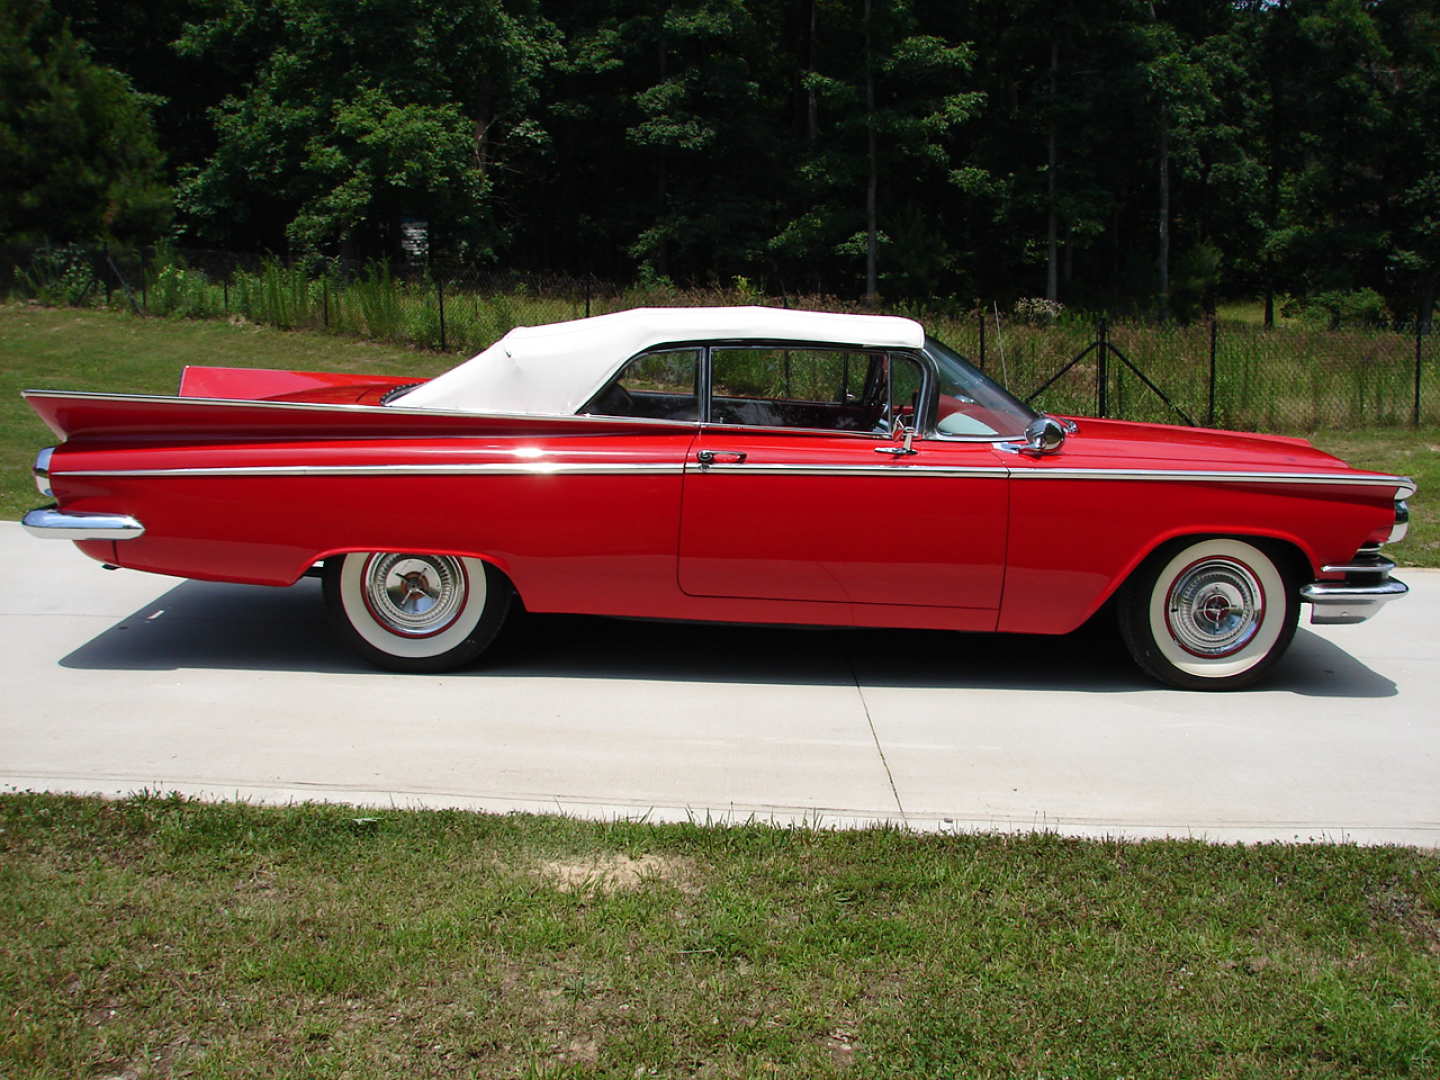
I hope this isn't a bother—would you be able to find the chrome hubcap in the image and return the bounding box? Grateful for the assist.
[1166,557,1264,658]
[363,554,466,636]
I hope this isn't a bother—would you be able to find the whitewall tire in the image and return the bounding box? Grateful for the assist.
[323,551,512,672]
[1118,538,1299,691]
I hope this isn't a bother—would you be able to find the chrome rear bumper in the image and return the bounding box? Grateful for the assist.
[22,507,145,541]
[1300,545,1407,625]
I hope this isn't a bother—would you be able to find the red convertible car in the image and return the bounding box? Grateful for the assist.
[22,307,1412,689]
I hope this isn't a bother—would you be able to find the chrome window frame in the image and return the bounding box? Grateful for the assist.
[919,336,1037,444]
[698,340,930,440]
[577,345,705,422]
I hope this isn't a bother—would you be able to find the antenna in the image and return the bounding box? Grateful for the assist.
[992,301,1010,390]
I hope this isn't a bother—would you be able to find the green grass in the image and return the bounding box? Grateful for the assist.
[1214,299,1304,328]
[0,304,451,520]
[2,793,1438,1079]
[3,303,1434,564]
[1310,429,1440,567]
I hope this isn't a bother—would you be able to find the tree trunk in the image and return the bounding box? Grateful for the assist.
[1046,39,1059,303]
[1264,64,1281,329]
[656,28,670,279]
[1157,121,1170,320]
[864,0,878,305]
[806,0,817,144]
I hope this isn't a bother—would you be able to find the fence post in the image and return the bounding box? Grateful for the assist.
[977,308,986,370]
[139,249,147,313]
[1416,311,1425,427]
[1097,318,1109,418]
[1207,318,1218,427]
[585,276,592,319]
[322,278,329,328]
[436,277,447,352]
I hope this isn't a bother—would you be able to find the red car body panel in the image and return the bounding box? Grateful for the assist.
[25,362,1408,638]
[177,365,417,403]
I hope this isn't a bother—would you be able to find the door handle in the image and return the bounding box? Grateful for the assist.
[696,449,747,466]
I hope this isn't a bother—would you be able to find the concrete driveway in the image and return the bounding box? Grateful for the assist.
[3,521,1436,846]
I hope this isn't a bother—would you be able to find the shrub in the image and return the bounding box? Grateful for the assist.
[1012,297,1065,325]
[17,245,98,307]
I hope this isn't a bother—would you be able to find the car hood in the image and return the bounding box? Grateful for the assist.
[1056,417,1349,471]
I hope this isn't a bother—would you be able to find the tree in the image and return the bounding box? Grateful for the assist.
[47,0,218,186]
[175,0,560,260]
[767,0,982,300]
[1373,0,1440,328]
[0,0,169,243]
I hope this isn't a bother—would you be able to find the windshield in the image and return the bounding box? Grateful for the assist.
[924,334,1038,438]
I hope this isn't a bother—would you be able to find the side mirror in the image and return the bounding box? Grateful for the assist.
[876,415,919,457]
[1022,416,1066,456]
[890,417,916,455]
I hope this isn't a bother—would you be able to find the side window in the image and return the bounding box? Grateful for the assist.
[583,348,700,421]
[710,348,922,432]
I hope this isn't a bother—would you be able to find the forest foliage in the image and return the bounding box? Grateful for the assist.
[3,0,1439,320]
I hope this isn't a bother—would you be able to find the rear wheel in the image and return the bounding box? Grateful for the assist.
[323,551,511,672]
[1117,537,1299,691]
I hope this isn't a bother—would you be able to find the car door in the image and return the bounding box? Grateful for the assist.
[678,346,1008,616]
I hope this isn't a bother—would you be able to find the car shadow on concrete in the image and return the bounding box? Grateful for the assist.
[58,578,1397,698]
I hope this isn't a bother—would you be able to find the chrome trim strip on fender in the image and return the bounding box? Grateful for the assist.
[1300,578,1408,625]
[22,507,145,540]
[21,388,704,430]
[1009,467,1415,497]
[1320,556,1396,575]
[56,461,1413,491]
[684,463,1010,478]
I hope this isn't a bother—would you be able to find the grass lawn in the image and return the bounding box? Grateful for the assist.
[1213,299,1304,328]
[1309,429,1440,567]
[3,793,1438,1079]
[2,303,1434,564]
[0,303,451,520]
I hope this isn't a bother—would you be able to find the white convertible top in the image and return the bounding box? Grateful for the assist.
[398,306,926,416]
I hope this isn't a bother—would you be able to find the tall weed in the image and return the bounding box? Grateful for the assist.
[16,246,98,307]
[353,262,404,341]
[14,248,1432,430]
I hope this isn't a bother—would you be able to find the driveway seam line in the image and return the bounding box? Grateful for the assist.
[850,655,906,823]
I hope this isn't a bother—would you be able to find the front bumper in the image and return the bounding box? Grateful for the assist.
[1300,547,1407,625]
[22,507,145,541]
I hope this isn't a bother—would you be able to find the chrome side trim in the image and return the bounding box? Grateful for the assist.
[1010,467,1415,496]
[21,388,704,430]
[54,461,1413,490]
[64,462,1010,480]
[1320,556,1396,576]
[684,463,1009,478]
[698,420,892,441]
[22,507,145,540]
[62,463,686,478]
[1300,578,1408,625]
[34,447,54,496]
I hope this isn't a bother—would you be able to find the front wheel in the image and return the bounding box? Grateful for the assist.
[323,551,512,673]
[1117,537,1299,691]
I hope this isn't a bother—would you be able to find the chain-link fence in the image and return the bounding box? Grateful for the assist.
[931,314,1437,431]
[4,243,1434,432]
